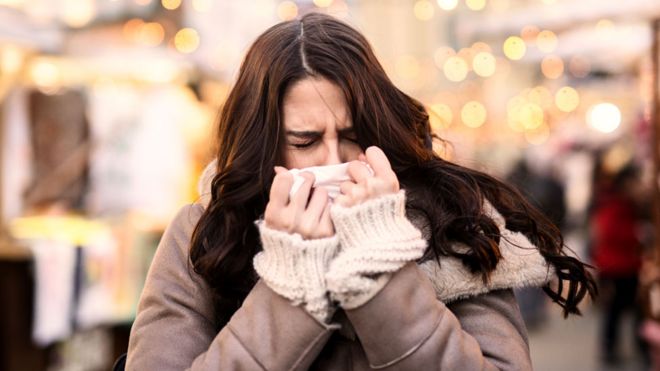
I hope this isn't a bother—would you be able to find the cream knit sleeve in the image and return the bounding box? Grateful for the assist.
[327,190,427,309]
[253,221,340,323]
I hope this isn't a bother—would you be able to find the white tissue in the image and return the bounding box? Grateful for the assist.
[288,162,373,200]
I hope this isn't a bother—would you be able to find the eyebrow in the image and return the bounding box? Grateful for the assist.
[285,127,355,137]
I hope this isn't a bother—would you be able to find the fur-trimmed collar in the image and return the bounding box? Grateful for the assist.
[197,160,554,303]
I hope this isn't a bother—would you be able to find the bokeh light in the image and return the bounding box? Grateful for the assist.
[466,0,486,11]
[521,25,540,43]
[313,0,333,7]
[434,46,456,68]
[443,56,468,82]
[569,55,591,78]
[473,52,496,77]
[536,30,558,53]
[471,41,491,53]
[174,28,200,54]
[525,123,551,145]
[541,55,564,79]
[555,86,580,112]
[277,1,298,20]
[192,0,213,12]
[430,103,454,130]
[414,0,435,21]
[503,36,526,60]
[437,0,458,11]
[528,86,553,109]
[62,0,96,28]
[29,59,60,88]
[139,22,165,47]
[161,0,181,10]
[461,101,487,128]
[587,103,621,133]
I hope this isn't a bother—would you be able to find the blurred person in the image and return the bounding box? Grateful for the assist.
[126,13,595,370]
[507,157,567,330]
[589,160,645,365]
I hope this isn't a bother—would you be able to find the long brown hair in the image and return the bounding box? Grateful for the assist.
[190,12,596,328]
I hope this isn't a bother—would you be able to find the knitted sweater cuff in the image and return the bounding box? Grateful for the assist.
[327,191,427,309]
[253,221,340,323]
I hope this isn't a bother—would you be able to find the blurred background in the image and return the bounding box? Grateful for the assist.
[0,0,659,370]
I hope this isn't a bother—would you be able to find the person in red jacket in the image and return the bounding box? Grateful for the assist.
[590,162,644,364]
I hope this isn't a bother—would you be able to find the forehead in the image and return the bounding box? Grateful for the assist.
[282,77,351,130]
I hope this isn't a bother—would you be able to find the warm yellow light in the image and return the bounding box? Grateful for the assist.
[457,48,475,67]
[140,22,165,46]
[461,101,487,128]
[62,0,96,28]
[313,0,333,7]
[437,0,458,11]
[587,103,621,133]
[1,45,24,74]
[30,60,60,87]
[520,25,540,43]
[472,52,496,77]
[395,55,420,80]
[192,0,213,12]
[443,56,468,82]
[123,18,144,42]
[433,47,456,68]
[569,56,591,78]
[596,19,614,31]
[174,28,200,54]
[471,42,491,53]
[541,55,564,79]
[555,86,580,112]
[0,0,23,7]
[430,103,453,130]
[277,1,298,20]
[536,30,558,53]
[414,0,435,20]
[506,96,526,132]
[528,86,552,109]
[525,123,550,145]
[503,36,526,60]
[519,103,544,130]
[466,0,486,11]
[161,0,181,10]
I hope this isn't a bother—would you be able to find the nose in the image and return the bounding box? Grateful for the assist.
[324,141,342,165]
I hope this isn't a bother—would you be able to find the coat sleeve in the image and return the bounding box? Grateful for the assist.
[126,204,337,371]
[344,263,532,370]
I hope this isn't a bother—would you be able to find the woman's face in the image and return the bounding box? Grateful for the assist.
[281,77,363,169]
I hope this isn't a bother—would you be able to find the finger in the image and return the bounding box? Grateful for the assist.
[358,153,367,162]
[339,180,357,196]
[334,194,352,208]
[347,160,372,183]
[274,166,287,174]
[304,187,329,220]
[365,146,395,178]
[269,171,294,207]
[291,171,315,212]
[317,203,334,237]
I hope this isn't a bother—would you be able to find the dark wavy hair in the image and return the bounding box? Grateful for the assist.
[190,12,596,328]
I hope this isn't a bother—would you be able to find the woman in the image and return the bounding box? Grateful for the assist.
[126,13,595,370]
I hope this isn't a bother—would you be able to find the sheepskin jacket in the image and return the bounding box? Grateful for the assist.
[126,176,554,370]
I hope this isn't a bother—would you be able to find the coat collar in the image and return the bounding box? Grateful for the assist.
[197,160,554,304]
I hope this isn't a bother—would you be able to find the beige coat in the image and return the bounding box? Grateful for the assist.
[127,202,552,370]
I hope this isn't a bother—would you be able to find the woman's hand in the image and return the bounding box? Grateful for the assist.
[264,167,334,239]
[335,146,399,207]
